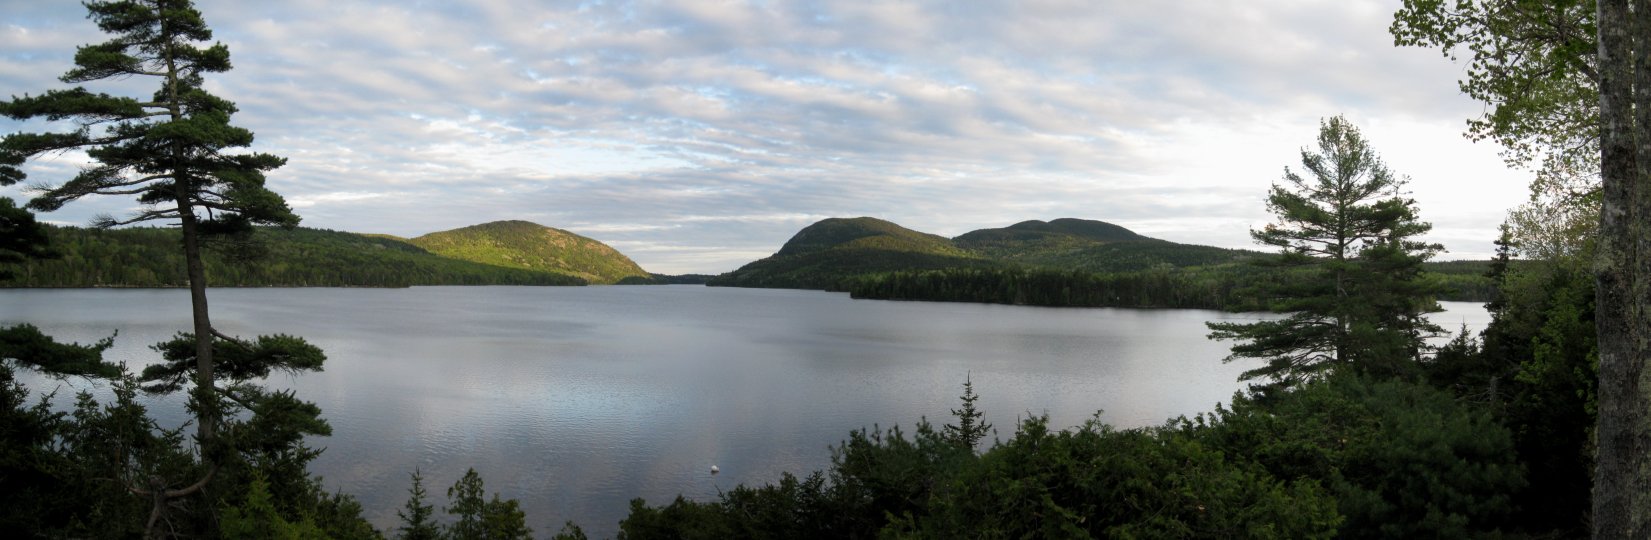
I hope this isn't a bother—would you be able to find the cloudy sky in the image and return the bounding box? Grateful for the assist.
[2,0,1531,274]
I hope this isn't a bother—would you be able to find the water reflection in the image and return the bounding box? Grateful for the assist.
[0,286,1487,536]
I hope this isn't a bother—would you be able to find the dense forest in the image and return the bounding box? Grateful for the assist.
[2,225,586,287]
[847,262,1502,310]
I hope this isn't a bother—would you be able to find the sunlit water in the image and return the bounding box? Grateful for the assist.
[1,286,1488,536]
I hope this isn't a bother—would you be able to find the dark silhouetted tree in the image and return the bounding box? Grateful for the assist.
[0,197,53,280]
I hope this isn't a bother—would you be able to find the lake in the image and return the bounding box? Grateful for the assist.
[0,286,1489,536]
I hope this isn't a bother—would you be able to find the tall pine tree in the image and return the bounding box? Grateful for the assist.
[1208,116,1443,387]
[0,2,331,534]
[1,0,298,443]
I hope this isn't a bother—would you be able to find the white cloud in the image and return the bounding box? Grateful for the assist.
[288,192,386,209]
[0,0,1528,273]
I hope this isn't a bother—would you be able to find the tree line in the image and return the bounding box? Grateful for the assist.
[847,262,1500,311]
[3,225,584,288]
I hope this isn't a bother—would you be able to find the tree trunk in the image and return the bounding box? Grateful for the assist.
[158,11,217,454]
[1592,0,1649,537]
[177,199,215,447]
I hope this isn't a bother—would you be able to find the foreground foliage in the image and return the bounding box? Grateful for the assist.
[584,373,1526,539]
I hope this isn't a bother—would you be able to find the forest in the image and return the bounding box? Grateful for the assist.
[2,0,1647,538]
[2,225,585,288]
[845,262,1502,311]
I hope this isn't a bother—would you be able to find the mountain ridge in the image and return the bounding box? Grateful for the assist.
[708,216,1261,290]
[709,217,992,289]
[1,220,664,288]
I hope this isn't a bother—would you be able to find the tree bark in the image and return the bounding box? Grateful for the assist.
[178,200,215,446]
[159,8,216,452]
[1592,0,1649,537]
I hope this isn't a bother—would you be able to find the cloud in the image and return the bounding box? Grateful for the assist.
[1,0,1523,273]
[288,191,387,209]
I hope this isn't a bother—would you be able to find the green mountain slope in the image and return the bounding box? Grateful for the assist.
[3,226,585,287]
[706,217,994,289]
[408,220,649,284]
[712,216,1495,305]
[954,218,1145,248]
[955,218,1263,272]
[711,216,1258,290]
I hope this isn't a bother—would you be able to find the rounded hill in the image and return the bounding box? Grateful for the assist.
[409,220,649,284]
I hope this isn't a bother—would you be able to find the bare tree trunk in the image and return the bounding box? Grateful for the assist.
[1592,0,1649,537]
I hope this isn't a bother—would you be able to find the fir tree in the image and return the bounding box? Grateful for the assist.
[942,374,992,450]
[397,469,439,540]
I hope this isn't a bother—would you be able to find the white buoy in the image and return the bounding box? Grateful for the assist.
[710,465,720,475]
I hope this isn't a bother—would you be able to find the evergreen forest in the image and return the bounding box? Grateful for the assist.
[2,0,1648,538]
[4,225,586,287]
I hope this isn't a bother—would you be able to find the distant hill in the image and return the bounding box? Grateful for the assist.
[709,217,1259,289]
[711,216,1495,307]
[407,220,650,285]
[954,218,1145,248]
[3,226,585,287]
[955,218,1263,272]
[706,217,994,289]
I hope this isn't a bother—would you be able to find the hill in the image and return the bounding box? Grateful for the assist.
[2,226,585,287]
[709,217,1258,290]
[706,217,994,289]
[407,220,650,284]
[712,216,1495,307]
[955,218,1263,272]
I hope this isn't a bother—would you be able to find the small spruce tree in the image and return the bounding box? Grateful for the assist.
[397,469,439,540]
[942,374,992,449]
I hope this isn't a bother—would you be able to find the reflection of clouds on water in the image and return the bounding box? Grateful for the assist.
[0,287,1487,538]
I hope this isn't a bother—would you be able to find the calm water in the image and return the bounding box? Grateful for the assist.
[1,286,1489,536]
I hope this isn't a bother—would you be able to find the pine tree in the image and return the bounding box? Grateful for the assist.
[0,197,53,280]
[0,2,328,534]
[442,468,532,540]
[445,469,487,540]
[0,0,299,449]
[1207,116,1443,387]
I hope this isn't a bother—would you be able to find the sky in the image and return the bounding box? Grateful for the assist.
[1,0,1533,275]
